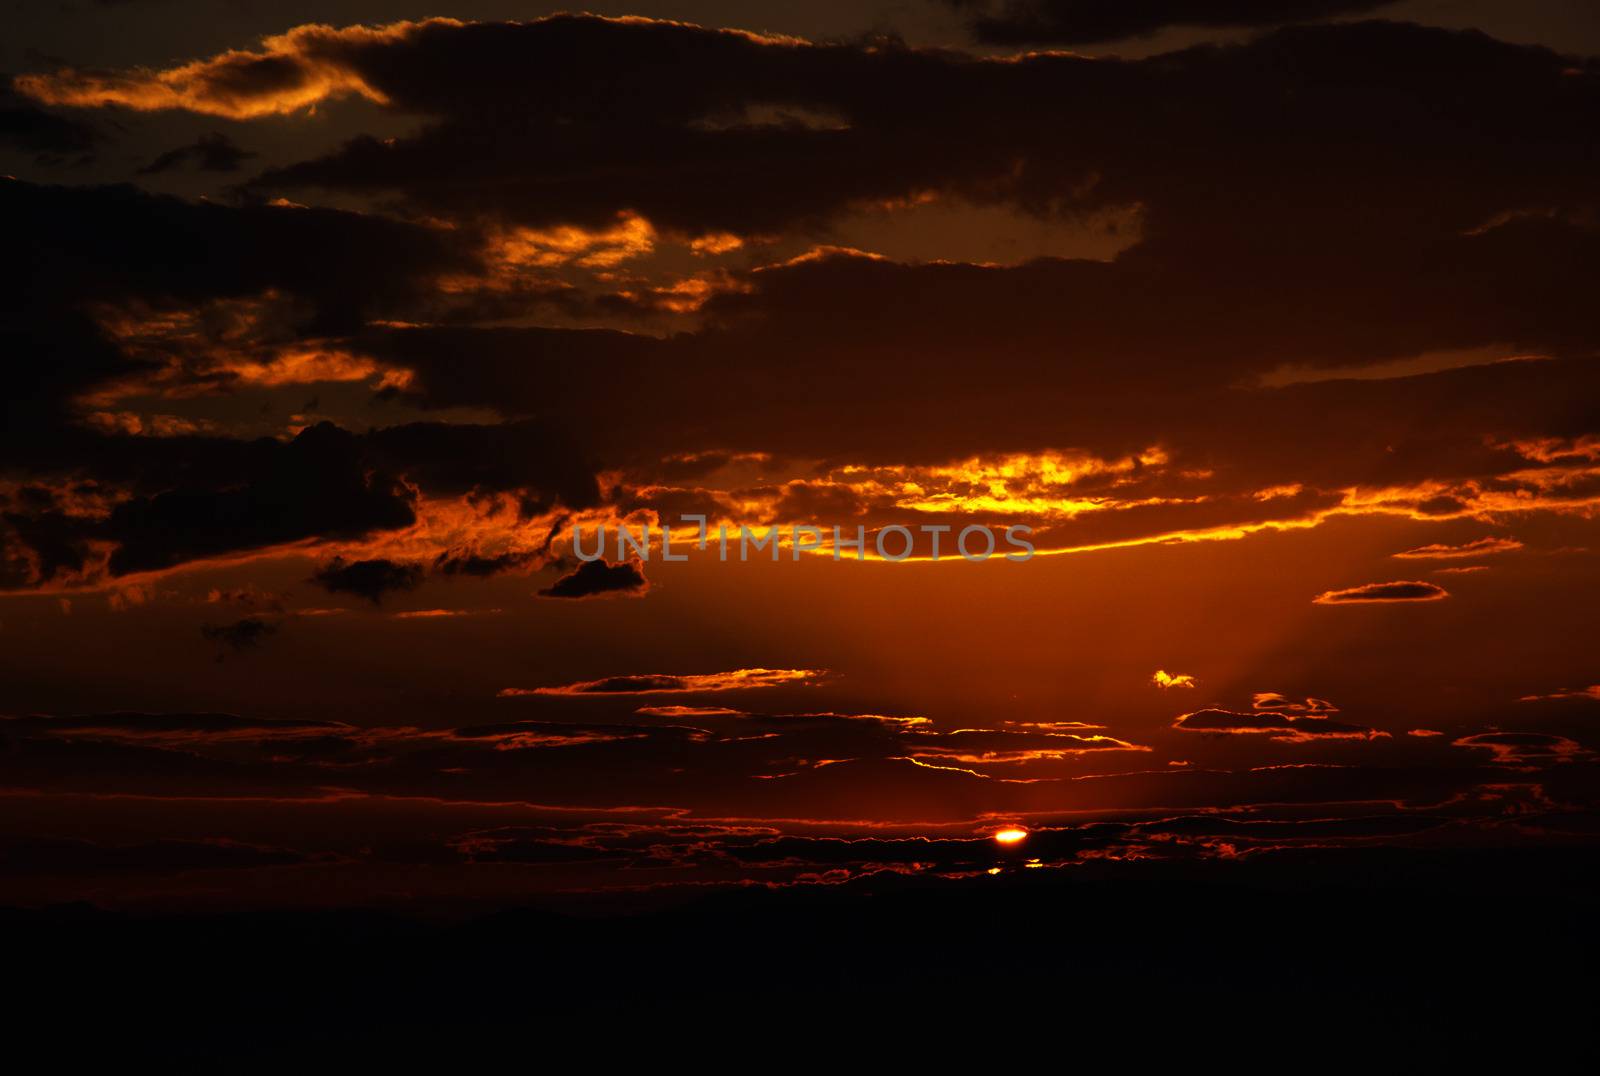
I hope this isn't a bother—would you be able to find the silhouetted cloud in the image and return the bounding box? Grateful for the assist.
[537,558,649,600]
[0,79,97,157]
[433,549,543,577]
[1453,732,1590,765]
[1173,707,1379,741]
[310,556,423,603]
[502,668,828,696]
[137,131,256,174]
[946,0,1398,45]
[200,616,278,653]
[1313,581,1449,604]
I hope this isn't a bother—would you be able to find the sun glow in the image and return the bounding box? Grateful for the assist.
[992,827,1029,845]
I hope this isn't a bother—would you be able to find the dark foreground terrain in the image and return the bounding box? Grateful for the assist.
[8,846,1593,1065]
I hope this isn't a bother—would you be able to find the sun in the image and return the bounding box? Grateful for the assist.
[992,827,1028,845]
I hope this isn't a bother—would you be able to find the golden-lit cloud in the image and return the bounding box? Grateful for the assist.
[1313,581,1449,605]
[389,608,502,619]
[15,20,457,118]
[1152,670,1197,690]
[500,668,829,696]
[495,214,656,270]
[1173,703,1380,742]
[75,295,416,416]
[1452,732,1590,766]
[1518,685,1600,703]
[1392,536,1523,559]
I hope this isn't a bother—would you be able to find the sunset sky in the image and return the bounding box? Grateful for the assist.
[3,0,1599,921]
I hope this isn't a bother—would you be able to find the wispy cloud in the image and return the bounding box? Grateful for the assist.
[501,667,829,697]
[1393,536,1522,560]
[1313,581,1448,604]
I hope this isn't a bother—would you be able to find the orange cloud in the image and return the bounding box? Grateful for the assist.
[1453,732,1589,766]
[389,608,503,619]
[1518,685,1600,703]
[501,668,829,696]
[1392,536,1522,559]
[15,20,456,118]
[1172,707,1380,742]
[1313,581,1449,604]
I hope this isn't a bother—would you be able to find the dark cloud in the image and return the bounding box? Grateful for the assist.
[5,22,1599,573]
[137,131,256,174]
[362,421,600,516]
[449,829,618,865]
[432,549,543,577]
[0,79,96,158]
[1313,581,1450,604]
[0,705,1522,823]
[356,261,1600,480]
[310,556,424,604]
[200,616,278,653]
[947,1,1398,46]
[28,16,1590,273]
[105,424,417,577]
[537,558,649,600]
[1,176,476,465]
[1,418,605,589]
[1173,707,1380,740]
[504,668,827,695]
[1454,732,1589,765]
[5,177,471,333]
[1252,693,1339,714]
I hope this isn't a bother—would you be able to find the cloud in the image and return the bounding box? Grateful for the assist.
[14,19,448,118]
[1392,536,1523,560]
[1313,581,1450,604]
[1172,707,1379,741]
[0,79,97,157]
[6,20,1600,590]
[0,706,1536,835]
[501,668,829,696]
[537,558,649,600]
[433,549,543,577]
[901,726,1147,763]
[1519,685,1600,703]
[945,1,1398,45]
[2,419,600,591]
[1251,693,1338,714]
[389,608,501,619]
[1,176,476,474]
[1453,732,1590,766]
[136,131,256,174]
[200,616,278,653]
[205,586,287,613]
[310,556,424,604]
[1153,670,1196,689]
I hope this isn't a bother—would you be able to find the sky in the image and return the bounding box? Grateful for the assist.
[2,0,1599,911]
